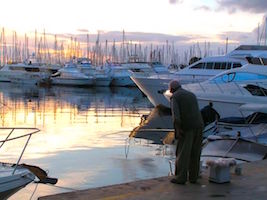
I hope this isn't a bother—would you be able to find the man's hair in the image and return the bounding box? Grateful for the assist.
[209,101,213,107]
[169,80,181,92]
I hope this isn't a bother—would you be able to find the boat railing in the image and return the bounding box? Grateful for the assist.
[0,127,40,175]
[255,82,267,96]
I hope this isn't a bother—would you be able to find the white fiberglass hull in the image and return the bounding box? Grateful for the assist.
[95,77,112,86]
[164,82,267,118]
[131,74,214,108]
[0,71,49,85]
[131,76,170,107]
[51,78,95,86]
[0,164,35,199]
[197,99,243,118]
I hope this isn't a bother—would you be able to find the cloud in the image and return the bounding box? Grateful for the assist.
[194,5,211,11]
[77,29,89,33]
[218,31,251,42]
[217,0,267,13]
[169,0,183,5]
[47,31,197,45]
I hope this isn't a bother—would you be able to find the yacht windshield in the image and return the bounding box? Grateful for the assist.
[244,84,267,96]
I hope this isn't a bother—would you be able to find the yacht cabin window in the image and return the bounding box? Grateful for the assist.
[206,62,213,69]
[233,72,267,81]
[251,58,262,65]
[25,67,40,72]
[262,58,267,65]
[191,63,204,69]
[226,62,232,69]
[221,62,227,70]
[214,63,221,69]
[212,72,267,83]
[244,84,267,96]
[191,62,242,70]
[233,63,242,68]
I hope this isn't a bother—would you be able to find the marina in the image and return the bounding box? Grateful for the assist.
[1,1,267,199]
[0,54,266,200]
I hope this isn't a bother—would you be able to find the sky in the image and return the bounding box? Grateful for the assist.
[0,0,267,46]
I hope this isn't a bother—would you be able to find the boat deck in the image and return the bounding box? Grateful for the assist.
[39,159,267,200]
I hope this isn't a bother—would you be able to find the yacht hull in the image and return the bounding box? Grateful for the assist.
[95,77,112,86]
[111,77,136,87]
[0,72,49,85]
[193,94,267,118]
[51,78,95,86]
[131,76,170,107]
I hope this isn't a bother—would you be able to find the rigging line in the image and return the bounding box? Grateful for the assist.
[29,183,38,200]
[100,130,132,136]
[40,183,78,192]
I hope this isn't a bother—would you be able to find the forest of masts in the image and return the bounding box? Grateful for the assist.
[0,29,227,67]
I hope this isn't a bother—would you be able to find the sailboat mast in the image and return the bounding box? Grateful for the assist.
[87,33,89,59]
[265,17,267,46]
[35,29,37,57]
[122,30,125,62]
[225,37,228,54]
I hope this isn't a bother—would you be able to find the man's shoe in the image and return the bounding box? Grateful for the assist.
[170,178,185,185]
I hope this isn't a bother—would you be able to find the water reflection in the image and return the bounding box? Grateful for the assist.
[0,83,173,200]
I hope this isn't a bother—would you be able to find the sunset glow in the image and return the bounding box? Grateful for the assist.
[0,0,265,43]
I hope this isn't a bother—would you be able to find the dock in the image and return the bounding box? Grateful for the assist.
[39,159,267,200]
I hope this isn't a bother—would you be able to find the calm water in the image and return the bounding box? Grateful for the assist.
[0,83,173,199]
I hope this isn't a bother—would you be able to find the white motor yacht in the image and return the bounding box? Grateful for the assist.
[106,61,169,87]
[131,45,267,108]
[77,58,112,86]
[0,63,52,85]
[51,63,95,86]
[164,60,267,118]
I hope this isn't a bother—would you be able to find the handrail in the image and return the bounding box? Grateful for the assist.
[255,82,267,96]
[215,82,224,94]
[0,127,40,175]
[198,82,206,92]
[0,129,15,148]
[197,80,267,96]
[233,82,244,95]
[0,129,40,143]
[12,134,32,175]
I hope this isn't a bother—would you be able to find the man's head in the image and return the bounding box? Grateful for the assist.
[209,101,213,107]
[169,80,181,93]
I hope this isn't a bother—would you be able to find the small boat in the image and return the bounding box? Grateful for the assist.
[0,127,40,199]
[51,63,95,86]
[77,58,112,87]
[105,60,169,87]
[0,163,35,199]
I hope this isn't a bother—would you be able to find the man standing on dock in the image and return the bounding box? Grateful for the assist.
[169,80,204,184]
